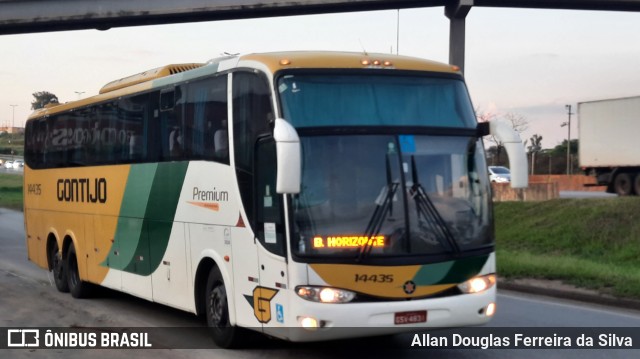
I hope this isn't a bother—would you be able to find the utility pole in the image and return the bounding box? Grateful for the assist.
[396,9,400,55]
[9,104,17,132]
[561,104,573,175]
[75,91,85,100]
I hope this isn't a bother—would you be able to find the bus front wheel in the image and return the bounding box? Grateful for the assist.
[205,266,242,348]
[66,243,91,298]
[49,240,69,293]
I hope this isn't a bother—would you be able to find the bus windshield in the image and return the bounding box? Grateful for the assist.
[278,73,492,261]
[291,134,492,260]
[278,73,476,129]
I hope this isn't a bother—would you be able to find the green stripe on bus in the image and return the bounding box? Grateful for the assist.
[411,260,455,286]
[141,161,188,275]
[102,164,157,270]
[144,162,189,222]
[412,255,489,285]
[103,162,188,276]
[439,255,489,284]
[120,164,158,218]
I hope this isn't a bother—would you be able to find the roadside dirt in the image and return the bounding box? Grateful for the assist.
[0,266,219,358]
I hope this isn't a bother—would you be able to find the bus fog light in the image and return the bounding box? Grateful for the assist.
[296,286,355,303]
[299,316,320,329]
[458,274,496,294]
[485,302,496,317]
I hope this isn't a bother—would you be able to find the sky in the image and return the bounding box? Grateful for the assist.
[1,6,639,148]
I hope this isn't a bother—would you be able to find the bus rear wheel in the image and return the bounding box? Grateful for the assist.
[66,243,91,298]
[49,240,69,293]
[205,266,242,348]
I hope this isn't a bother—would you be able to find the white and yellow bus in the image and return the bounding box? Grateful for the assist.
[24,51,527,347]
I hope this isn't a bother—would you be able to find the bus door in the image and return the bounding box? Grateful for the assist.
[231,70,287,330]
[254,137,289,332]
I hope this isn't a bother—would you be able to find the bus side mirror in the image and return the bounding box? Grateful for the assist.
[489,121,529,189]
[476,122,490,137]
[273,118,301,194]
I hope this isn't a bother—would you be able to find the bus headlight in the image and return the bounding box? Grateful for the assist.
[457,274,496,294]
[296,286,356,303]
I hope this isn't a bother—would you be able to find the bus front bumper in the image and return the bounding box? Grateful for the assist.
[265,286,496,342]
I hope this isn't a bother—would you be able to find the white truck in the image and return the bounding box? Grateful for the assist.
[579,96,640,196]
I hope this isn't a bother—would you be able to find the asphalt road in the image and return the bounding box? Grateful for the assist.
[0,166,23,175]
[1,208,639,359]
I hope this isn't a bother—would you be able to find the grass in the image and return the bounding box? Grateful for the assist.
[0,133,24,156]
[495,198,640,298]
[0,173,23,210]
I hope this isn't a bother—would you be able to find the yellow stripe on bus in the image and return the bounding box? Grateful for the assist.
[24,165,131,283]
[309,263,456,299]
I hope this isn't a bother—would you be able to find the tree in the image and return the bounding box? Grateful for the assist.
[550,139,578,157]
[31,91,59,110]
[549,139,579,174]
[527,134,543,175]
[475,107,497,123]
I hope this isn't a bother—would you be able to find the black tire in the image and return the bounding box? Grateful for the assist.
[49,240,69,293]
[634,174,640,196]
[66,243,91,298]
[613,173,633,196]
[205,266,242,348]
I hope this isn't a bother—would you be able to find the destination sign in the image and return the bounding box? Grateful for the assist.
[312,235,386,249]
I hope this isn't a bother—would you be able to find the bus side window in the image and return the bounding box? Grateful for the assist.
[185,75,228,163]
[70,108,92,165]
[157,87,184,161]
[232,71,273,227]
[213,119,228,160]
[160,89,174,111]
[169,126,183,157]
[118,94,147,163]
[255,137,286,256]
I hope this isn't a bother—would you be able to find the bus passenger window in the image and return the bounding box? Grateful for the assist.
[129,135,142,161]
[169,127,183,158]
[255,138,285,257]
[232,71,273,226]
[155,86,185,161]
[160,90,174,111]
[214,119,228,160]
[185,75,228,163]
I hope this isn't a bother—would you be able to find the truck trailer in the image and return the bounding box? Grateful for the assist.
[579,96,640,196]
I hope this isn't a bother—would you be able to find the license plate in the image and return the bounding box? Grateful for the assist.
[394,310,427,325]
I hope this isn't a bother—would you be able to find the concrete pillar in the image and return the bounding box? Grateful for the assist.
[445,0,473,73]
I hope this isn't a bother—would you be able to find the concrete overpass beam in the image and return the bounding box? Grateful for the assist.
[445,0,473,73]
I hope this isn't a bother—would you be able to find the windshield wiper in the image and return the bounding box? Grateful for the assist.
[409,156,461,255]
[358,155,398,262]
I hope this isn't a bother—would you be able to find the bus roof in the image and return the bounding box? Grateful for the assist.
[29,51,460,120]
[99,63,205,94]
[239,51,459,74]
